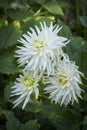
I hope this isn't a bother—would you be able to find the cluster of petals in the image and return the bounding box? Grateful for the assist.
[16,22,69,75]
[44,60,83,106]
[11,22,83,109]
[11,71,40,109]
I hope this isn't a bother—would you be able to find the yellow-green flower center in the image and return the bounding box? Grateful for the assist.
[33,39,44,49]
[57,74,68,86]
[22,75,35,87]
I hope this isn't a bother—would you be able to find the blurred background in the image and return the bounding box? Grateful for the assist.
[0,0,87,130]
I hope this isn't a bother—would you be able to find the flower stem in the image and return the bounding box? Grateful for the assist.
[75,0,80,29]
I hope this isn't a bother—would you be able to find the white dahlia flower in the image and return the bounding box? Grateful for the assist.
[44,61,83,106]
[16,22,69,75]
[11,71,40,109]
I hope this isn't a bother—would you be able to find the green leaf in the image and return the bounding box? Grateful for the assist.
[43,0,64,16]
[25,101,64,119]
[36,17,54,26]
[0,107,4,116]
[8,9,34,21]
[80,43,87,76]
[83,116,87,125]
[50,108,81,130]
[0,0,9,9]
[51,118,80,130]
[5,111,20,130]
[41,103,64,119]
[66,37,87,77]
[0,0,29,9]
[0,24,21,49]
[0,48,19,74]
[57,20,72,38]
[81,52,87,76]
[19,120,39,130]
[80,16,87,27]
[65,37,84,64]
[21,17,53,33]
[4,83,13,101]
[83,125,87,130]
[21,18,37,33]
[0,18,8,29]
[58,1,70,12]
[35,0,45,5]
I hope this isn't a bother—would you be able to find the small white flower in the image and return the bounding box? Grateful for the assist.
[16,22,69,75]
[44,60,83,106]
[11,71,40,109]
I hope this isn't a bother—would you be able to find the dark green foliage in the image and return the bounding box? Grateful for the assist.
[43,0,64,15]
[0,0,87,130]
[0,25,21,49]
[19,120,39,130]
[0,48,19,74]
[80,16,87,27]
[5,111,20,130]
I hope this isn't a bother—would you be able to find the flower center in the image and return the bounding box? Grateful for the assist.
[22,75,35,87]
[57,74,68,86]
[33,39,45,49]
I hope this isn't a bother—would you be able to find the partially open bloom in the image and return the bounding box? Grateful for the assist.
[16,22,69,75]
[44,60,83,106]
[11,71,39,109]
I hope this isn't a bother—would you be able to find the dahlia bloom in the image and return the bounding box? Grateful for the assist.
[16,22,69,75]
[11,71,39,109]
[44,60,83,106]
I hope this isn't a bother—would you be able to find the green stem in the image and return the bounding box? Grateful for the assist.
[34,6,43,17]
[75,0,80,28]
[82,0,86,39]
